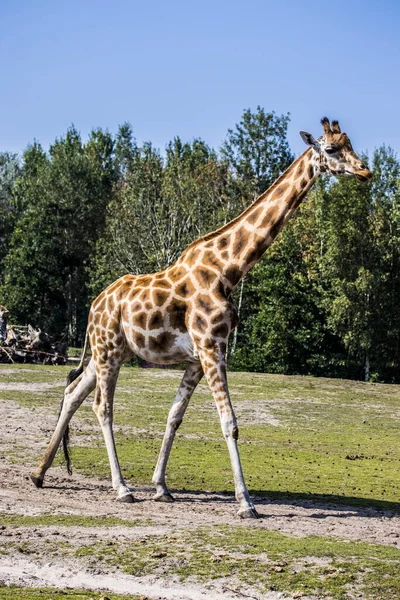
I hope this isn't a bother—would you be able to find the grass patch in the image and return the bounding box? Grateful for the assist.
[2,364,400,509]
[75,526,400,599]
[0,585,138,599]
[0,513,144,528]
[7,525,396,600]
[3,364,400,599]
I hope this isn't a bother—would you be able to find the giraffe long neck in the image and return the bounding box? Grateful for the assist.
[208,147,320,293]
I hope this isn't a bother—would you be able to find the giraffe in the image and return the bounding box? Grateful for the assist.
[31,118,372,518]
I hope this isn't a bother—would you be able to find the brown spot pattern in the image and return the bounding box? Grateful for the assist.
[247,207,261,224]
[135,312,147,329]
[212,323,229,338]
[217,235,230,250]
[194,315,207,333]
[276,184,289,197]
[153,290,168,307]
[296,160,304,177]
[149,311,163,330]
[167,301,187,330]
[153,278,172,290]
[225,266,241,288]
[149,332,177,353]
[176,279,195,298]
[196,295,213,314]
[232,230,246,255]
[194,267,215,288]
[203,251,223,270]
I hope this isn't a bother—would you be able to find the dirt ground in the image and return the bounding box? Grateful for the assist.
[0,374,399,599]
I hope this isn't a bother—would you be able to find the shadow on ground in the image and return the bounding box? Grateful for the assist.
[165,487,400,517]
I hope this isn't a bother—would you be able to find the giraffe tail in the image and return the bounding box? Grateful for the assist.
[59,330,90,475]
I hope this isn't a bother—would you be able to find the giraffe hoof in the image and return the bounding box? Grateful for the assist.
[237,506,259,519]
[30,475,43,489]
[117,493,135,503]
[153,491,175,503]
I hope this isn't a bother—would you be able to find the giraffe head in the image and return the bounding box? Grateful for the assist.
[300,117,373,182]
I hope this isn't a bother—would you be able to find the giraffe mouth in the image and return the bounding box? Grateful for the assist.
[344,170,373,182]
[355,171,373,182]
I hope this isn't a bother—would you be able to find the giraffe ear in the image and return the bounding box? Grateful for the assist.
[300,131,320,150]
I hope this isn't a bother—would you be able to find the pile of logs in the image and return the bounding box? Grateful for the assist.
[0,323,68,365]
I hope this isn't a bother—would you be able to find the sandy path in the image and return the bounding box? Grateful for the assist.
[1,556,281,600]
[0,462,399,599]
[0,462,399,546]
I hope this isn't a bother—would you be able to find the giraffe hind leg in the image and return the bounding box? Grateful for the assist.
[31,360,96,487]
[93,363,134,502]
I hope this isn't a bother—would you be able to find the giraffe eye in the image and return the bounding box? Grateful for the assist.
[325,146,338,155]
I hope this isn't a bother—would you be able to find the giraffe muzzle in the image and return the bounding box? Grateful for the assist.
[355,169,373,182]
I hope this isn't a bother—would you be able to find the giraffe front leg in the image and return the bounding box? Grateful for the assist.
[152,362,204,502]
[199,344,258,519]
[94,369,134,503]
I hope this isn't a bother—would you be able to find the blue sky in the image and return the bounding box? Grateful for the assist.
[1,0,399,159]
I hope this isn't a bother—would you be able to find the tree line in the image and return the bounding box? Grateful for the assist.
[1,108,399,382]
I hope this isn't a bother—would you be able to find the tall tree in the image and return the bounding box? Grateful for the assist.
[316,172,375,379]
[0,152,23,284]
[1,143,63,331]
[299,147,400,381]
[1,128,116,343]
[231,188,332,375]
[1,115,399,382]
[221,107,293,203]
[364,146,400,379]
[114,122,138,178]
[89,137,228,297]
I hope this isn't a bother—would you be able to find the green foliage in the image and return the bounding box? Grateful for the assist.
[310,147,400,380]
[221,108,295,359]
[221,106,294,199]
[0,151,23,284]
[231,222,329,375]
[230,138,400,382]
[1,129,116,343]
[88,135,230,298]
[1,110,400,381]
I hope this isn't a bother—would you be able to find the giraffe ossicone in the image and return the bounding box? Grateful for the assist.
[31,118,372,518]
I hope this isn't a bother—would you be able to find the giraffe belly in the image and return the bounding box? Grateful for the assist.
[124,327,197,365]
